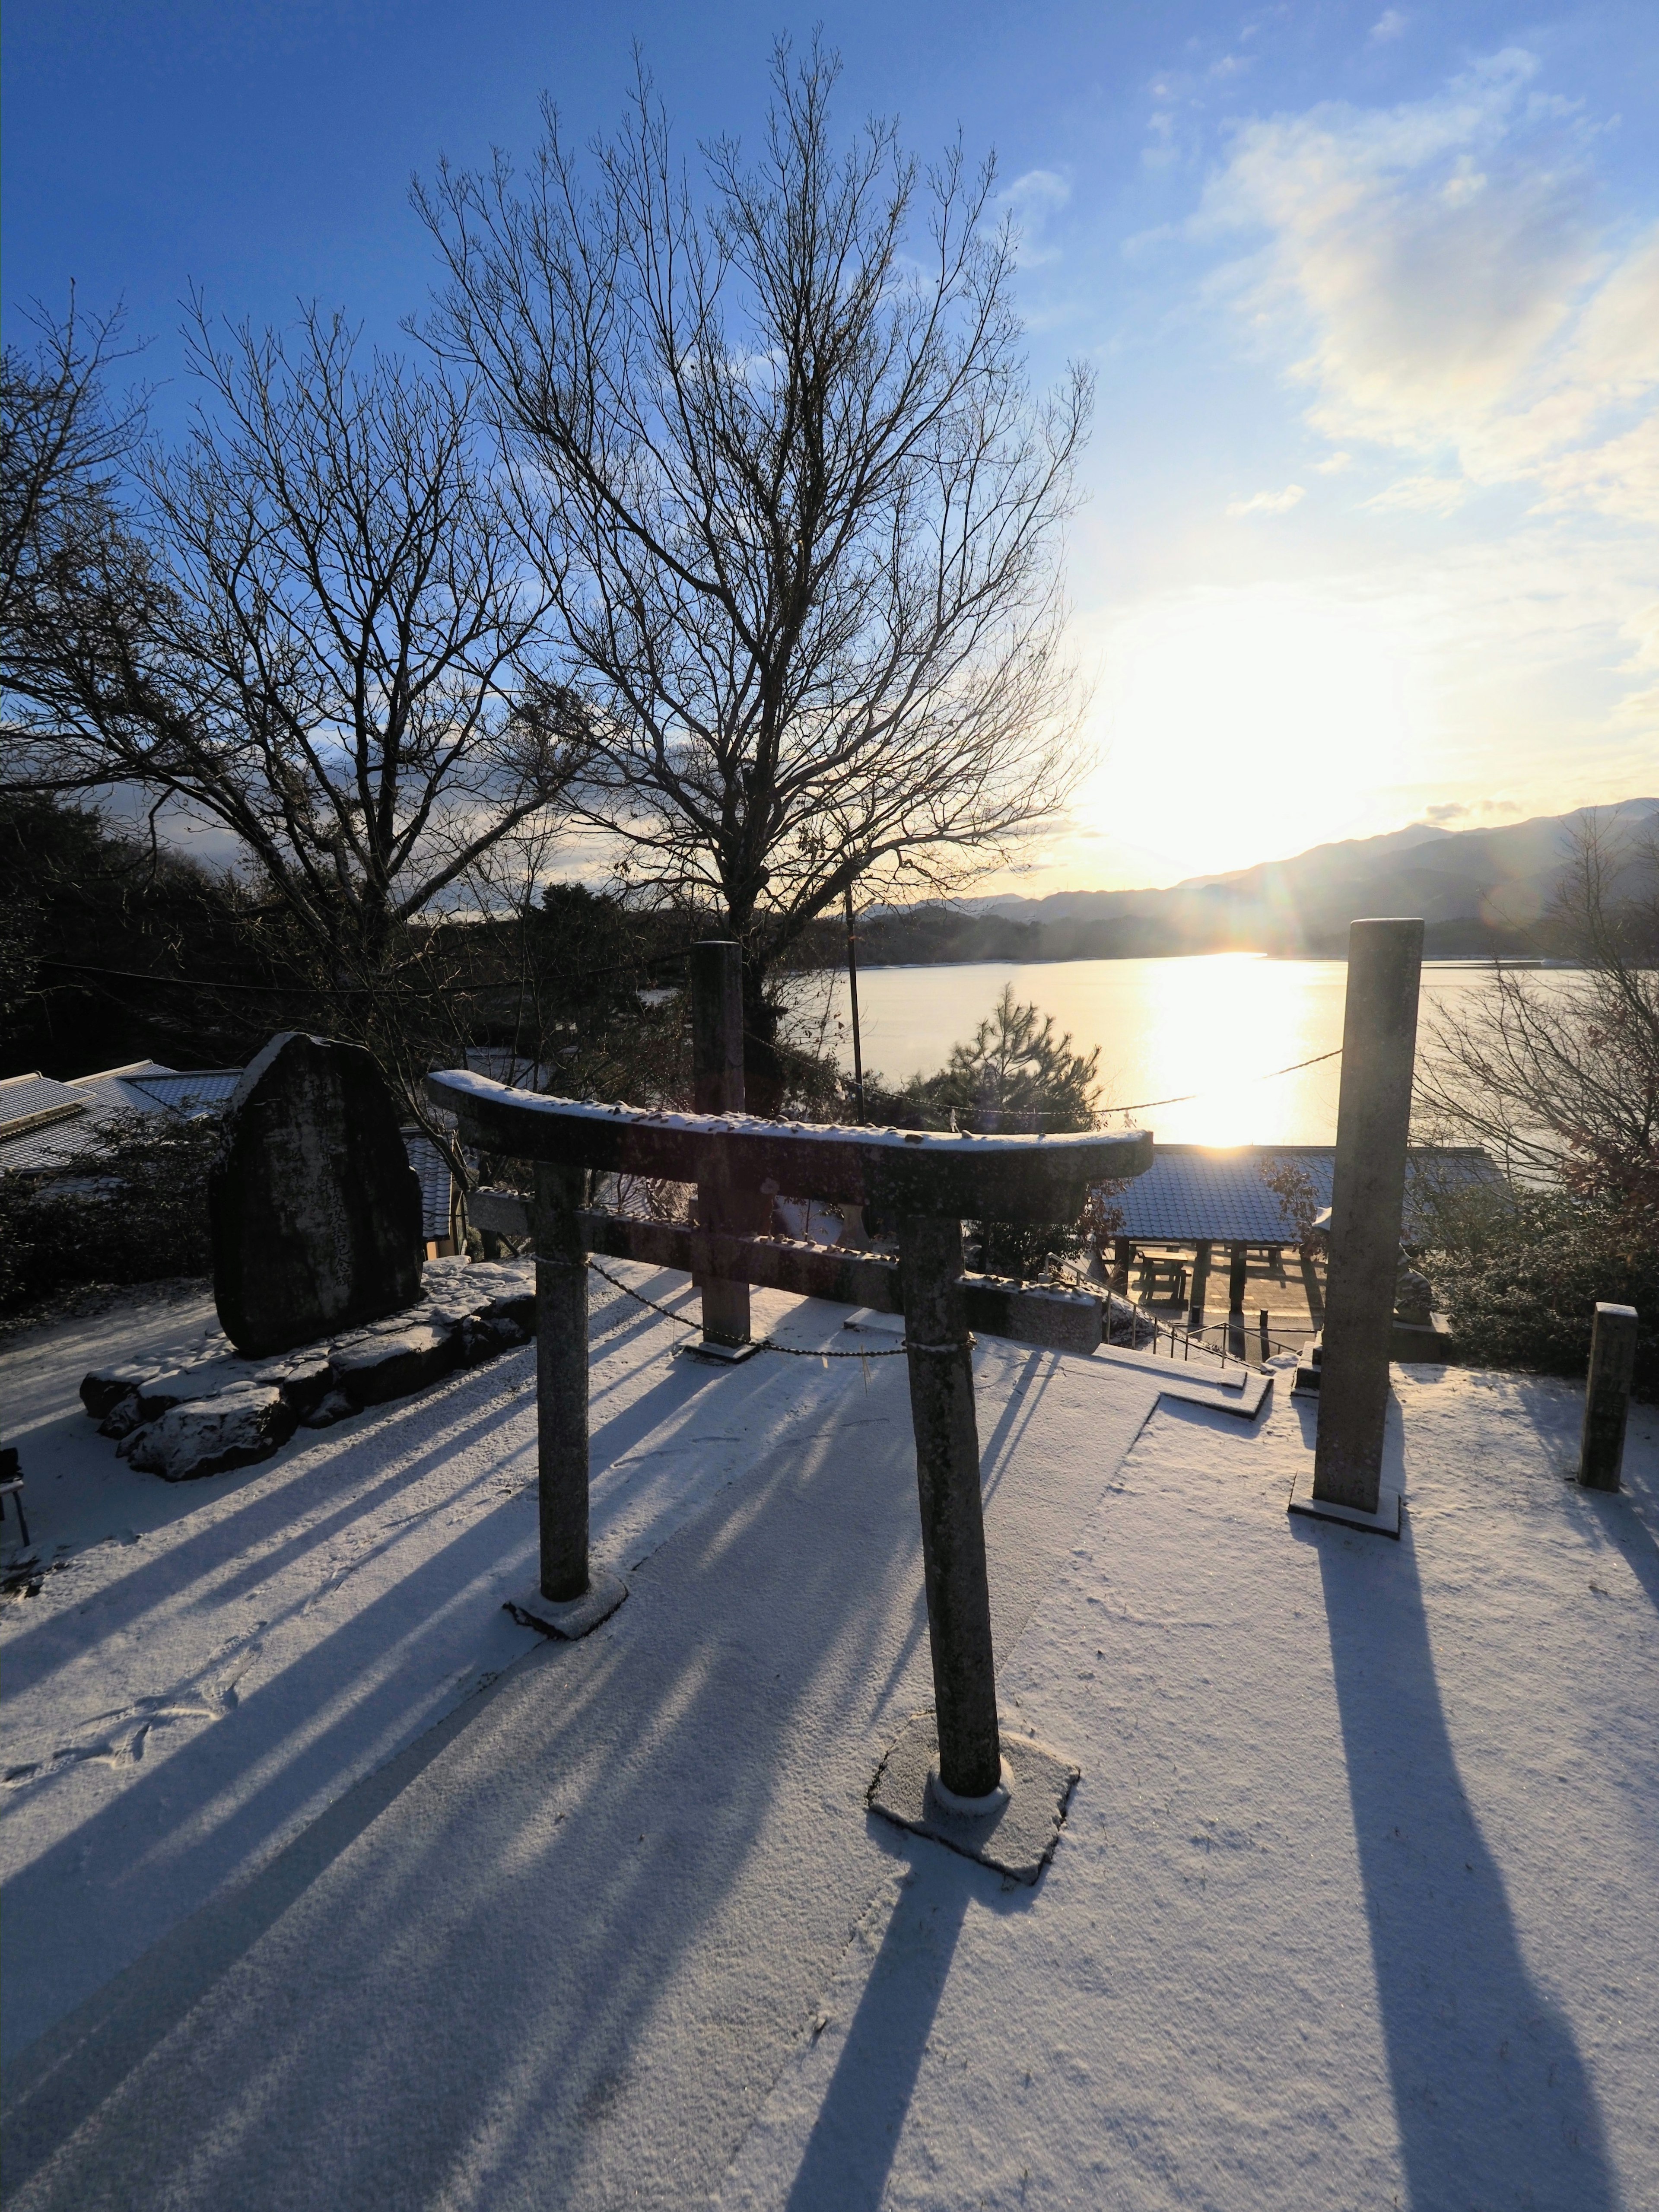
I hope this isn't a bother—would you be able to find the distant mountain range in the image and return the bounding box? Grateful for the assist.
[855,801,1658,966]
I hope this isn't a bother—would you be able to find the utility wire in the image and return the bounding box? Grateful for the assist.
[30,957,1344,1112]
[1106,1046,1343,1116]
[32,944,698,997]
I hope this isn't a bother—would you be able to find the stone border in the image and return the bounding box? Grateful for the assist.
[78,1258,536,1482]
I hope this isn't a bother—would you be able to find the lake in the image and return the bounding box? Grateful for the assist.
[807,954,1574,1147]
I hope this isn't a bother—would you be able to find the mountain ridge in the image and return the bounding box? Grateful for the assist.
[850,801,1657,966]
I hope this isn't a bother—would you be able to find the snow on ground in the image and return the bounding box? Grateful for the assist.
[2,1272,1656,2210]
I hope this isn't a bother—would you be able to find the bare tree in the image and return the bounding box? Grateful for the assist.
[2,295,149,717]
[6,305,593,1158]
[10,301,586,962]
[1415,810,1659,1224]
[417,41,1091,1106]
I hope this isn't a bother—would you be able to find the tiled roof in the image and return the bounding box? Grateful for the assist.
[0,1062,175,1173]
[1105,1144,1501,1244]
[125,1070,245,1119]
[0,1073,89,1140]
[403,1131,457,1241]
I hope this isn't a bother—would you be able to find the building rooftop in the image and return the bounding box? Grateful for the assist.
[0,1062,177,1173]
[1107,1141,1503,1244]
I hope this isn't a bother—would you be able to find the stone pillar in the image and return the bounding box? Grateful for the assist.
[1580,1302,1638,1492]
[1227,1242,1249,1357]
[690,941,752,1348]
[1187,1241,1212,1332]
[899,1213,1001,1799]
[1112,1236,1133,1296]
[1313,918,1424,1515]
[531,1163,591,1600]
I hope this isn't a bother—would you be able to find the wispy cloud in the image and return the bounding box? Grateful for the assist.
[1424,798,1521,823]
[1369,10,1408,42]
[1364,474,1468,514]
[1226,482,1306,516]
[1195,51,1659,521]
[1001,168,1071,266]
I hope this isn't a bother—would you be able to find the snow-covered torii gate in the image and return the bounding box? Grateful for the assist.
[426,1065,1150,1814]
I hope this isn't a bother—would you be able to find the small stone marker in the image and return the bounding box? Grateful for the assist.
[211,1033,424,1357]
[1580,1302,1638,1492]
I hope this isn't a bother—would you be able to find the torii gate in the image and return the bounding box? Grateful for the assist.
[428,1065,1150,1845]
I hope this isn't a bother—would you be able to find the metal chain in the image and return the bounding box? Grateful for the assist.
[585,1257,912,1356]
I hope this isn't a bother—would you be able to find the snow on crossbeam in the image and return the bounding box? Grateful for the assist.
[424,1069,1152,1221]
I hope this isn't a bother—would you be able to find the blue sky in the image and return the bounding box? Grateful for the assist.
[5,0,1656,888]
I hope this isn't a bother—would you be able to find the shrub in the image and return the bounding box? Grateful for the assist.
[0,1111,219,1319]
[1416,1185,1658,1401]
[853,989,1102,1276]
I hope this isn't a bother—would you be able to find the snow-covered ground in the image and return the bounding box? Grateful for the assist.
[2,1271,1655,2210]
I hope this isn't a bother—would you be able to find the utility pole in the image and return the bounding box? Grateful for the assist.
[844,884,867,1124]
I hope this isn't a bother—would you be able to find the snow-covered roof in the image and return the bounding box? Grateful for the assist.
[0,1072,90,1140]
[403,1129,457,1240]
[1106,1142,1502,1243]
[123,1070,245,1119]
[0,1062,176,1173]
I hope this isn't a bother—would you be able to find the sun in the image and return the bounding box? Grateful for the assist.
[1071,584,1430,880]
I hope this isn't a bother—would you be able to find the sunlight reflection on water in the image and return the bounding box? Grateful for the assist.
[815,955,1579,1146]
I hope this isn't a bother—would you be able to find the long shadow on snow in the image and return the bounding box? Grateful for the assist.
[1,1271,668,1691]
[0,1486,544,2060]
[3,1357,941,2211]
[1309,1485,1619,2210]
[778,1832,1039,2212]
[0,1379,537,1703]
[1,1335,880,2058]
[1,1287,796,1707]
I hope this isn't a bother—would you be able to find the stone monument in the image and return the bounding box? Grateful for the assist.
[211,1033,425,1357]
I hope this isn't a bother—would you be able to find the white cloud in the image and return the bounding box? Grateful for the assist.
[1225,482,1306,516]
[1364,474,1468,514]
[1001,169,1071,266]
[1424,798,1520,823]
[1370,10,1408,42]
[1195,53,1659,523]
[1315,450,1353,473]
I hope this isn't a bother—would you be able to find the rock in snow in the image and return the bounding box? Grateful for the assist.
[328,1322,463,1409]
[79,1258,536,1477]
[124,1383,298,1482]
[79,1364,161,1422]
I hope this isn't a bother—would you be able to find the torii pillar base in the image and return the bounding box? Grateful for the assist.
[1288,1469,1402,1540]
[868,1711,1080,1885]
[505,1567,629,1640]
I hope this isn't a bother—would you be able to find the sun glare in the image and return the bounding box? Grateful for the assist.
[1075,588,1428,880]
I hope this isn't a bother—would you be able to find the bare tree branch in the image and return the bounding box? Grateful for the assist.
[1415,810,1659,1226]
[6,301,591,959]
[416,37,1091,1105]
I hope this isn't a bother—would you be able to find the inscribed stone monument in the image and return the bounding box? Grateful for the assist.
[211,1033,424,1356]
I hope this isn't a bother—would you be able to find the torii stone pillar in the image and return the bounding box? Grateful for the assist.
[690,941,761,1357]
[1293,917,1424,1536]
